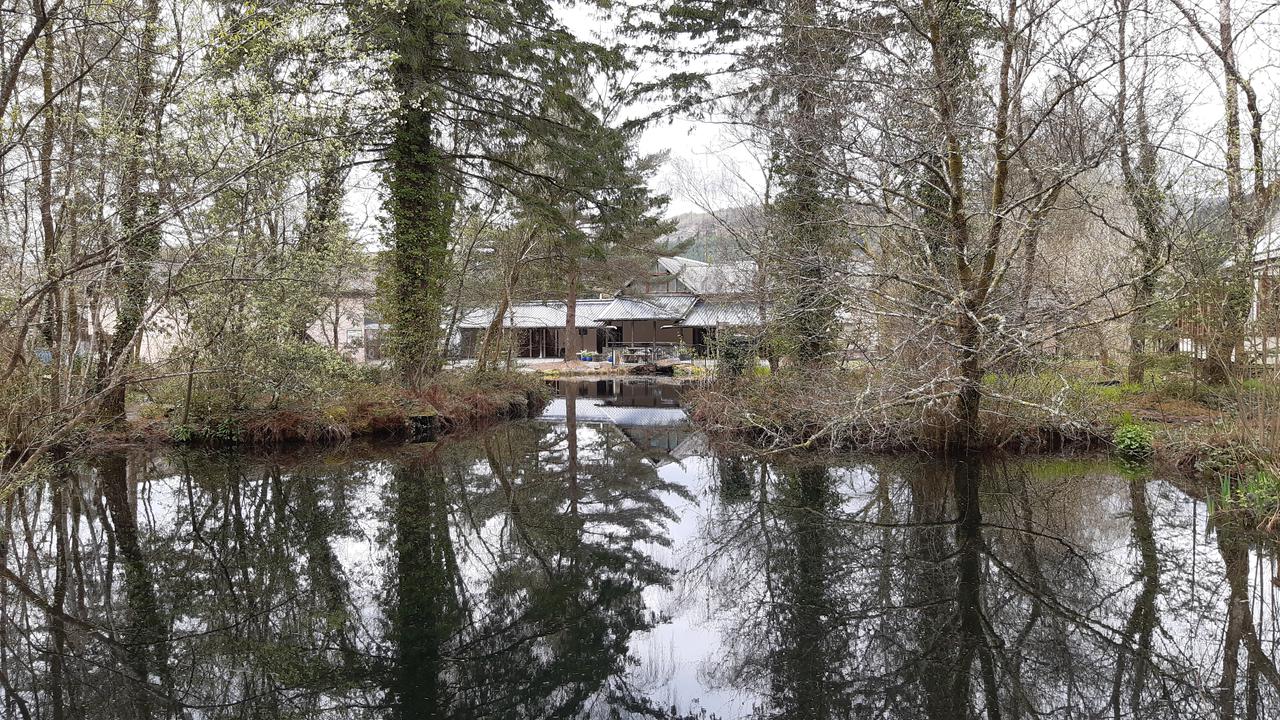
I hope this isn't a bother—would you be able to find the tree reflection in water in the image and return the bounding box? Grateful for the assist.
[695,456,1280,719]
[3,386,1280,718]
[385,405,681,716]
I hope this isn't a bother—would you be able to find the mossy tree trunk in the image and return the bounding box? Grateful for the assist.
[771,0,840,367]
[292,150,348,341]
[1117,1,1169,385]
[921,0,1018,451]
[384,2,456,387]
[98,0,162,426]
[1172,0,1271,385]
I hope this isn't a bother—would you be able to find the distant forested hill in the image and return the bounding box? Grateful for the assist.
[662,207,761,262]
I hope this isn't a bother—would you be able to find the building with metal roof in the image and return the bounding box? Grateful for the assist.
[458,299,612,330]
[456,299,614,359]
[596,295,698,322]
[454,257,766,360]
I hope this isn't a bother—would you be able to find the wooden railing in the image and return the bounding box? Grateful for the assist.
[604,342,680,363]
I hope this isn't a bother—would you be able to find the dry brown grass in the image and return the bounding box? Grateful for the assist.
[105,371,552,449]
[690,369,1107,455]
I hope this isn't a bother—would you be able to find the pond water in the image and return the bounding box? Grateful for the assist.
[4,379,1280,718]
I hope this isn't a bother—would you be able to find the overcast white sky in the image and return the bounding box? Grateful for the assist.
[343,0,1280,247]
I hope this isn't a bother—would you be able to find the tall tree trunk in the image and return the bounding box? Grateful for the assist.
[1015,183,1042,327]
[98,0,162,425]
[385,3,455,386]
[564,264,580,360]
[1209,0,1247,385]
[1171,0,1271,383]
[293,151,346,341]
[772,0,838,366]
[924,0,1020,451]
[36,4,63,409]
[476,295,511,373]
[954,313,984,451]
[923,0,1003,451]
[1117,1,1168,384]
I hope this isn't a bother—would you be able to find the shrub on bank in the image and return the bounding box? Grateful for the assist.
[690,368,1106,454]
[141,369,551,448]
[1111,417,1154,460]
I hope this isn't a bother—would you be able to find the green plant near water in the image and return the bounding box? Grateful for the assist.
[1218,468,1280,512]
[1112,415,1154,459]
[170,417,242,445]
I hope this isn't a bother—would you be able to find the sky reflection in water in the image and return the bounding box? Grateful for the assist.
[2,379,1279,719]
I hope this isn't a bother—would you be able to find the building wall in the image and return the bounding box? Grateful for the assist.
[455,326,602,359]
[613,321,701,349]
[87,305,186,365]
[1179,261,1280,366]
[308,295,374,363]
[573,327,602,355]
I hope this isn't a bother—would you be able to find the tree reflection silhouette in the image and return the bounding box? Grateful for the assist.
[693,457,1280,719]
[767,464,852,719]
[6,432,1280,718]
[383,410,682,717]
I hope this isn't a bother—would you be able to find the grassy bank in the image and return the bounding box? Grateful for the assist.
[689,369,1112,455]
[1094,379,1280,532]
[692,368,1268,454]
[93,370,553,449]
[691,365,1280,528]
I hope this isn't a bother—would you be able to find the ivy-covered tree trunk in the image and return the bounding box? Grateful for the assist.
[37,11,62,410]
[384,3,455,386]
[292,151,347,341]
[1117,3,1169,386]
[1123,135,1166,385]
[1172,0,1270,385]
[771,0,840,367]
[99,0,162,425]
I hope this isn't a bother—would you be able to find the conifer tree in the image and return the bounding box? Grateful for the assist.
[506,88,673,361]
[371,0,628,384]
[629,0,857,366]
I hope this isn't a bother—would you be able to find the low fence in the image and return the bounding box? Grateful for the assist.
[604,342,682,364]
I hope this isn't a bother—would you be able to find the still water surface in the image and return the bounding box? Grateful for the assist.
[3,380,1280,718]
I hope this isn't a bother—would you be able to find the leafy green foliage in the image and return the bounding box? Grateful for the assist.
[370,0,641,380]
[1112,416,1155,460]
[1217,468,1280,516]
[171,418,243,445]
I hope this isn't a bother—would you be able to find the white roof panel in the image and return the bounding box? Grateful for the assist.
[596,295,697,321]
[676,261,757,295]
[537,399,688,426]
[458,300,611,329]
[680,300,762,327]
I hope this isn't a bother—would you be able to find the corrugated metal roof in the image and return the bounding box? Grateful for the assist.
[596,295,697,321]
[680,300,762,327]
[657,256,708,274]
[666,433,710,463]
[676,261,756,294]
[537,398,615,423]
[457,300,611,329]
[602,406,690,426]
